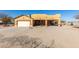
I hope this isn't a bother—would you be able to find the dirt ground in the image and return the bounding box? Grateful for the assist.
[0,25,79,48]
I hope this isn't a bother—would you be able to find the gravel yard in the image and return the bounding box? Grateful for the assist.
[0,26,79,48]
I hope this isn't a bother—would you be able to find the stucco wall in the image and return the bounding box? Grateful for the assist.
[31,14,61,20]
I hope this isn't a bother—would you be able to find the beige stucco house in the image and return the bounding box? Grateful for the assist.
[15,14,61,27]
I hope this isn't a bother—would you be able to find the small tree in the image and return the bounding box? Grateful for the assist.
[2,17,11,26]
[0,13,13,26]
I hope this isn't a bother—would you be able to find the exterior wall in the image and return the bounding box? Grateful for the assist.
[31,14,47,20]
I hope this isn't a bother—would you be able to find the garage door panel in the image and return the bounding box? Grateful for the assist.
[18,21,30,27]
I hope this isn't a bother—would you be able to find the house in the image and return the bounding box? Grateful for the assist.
[15,14,61,27]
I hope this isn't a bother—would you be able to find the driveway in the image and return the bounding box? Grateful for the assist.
[0,26,79,48]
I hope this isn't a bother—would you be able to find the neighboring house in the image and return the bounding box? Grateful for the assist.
[73,19,79,27]
[15,14,61,27]
[0,18,3,24]
[0,17,14,26]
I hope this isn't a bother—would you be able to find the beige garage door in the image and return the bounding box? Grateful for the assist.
[18,21,30,27]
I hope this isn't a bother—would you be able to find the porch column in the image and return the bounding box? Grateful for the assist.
[58,19,61,26]
[45,20,48,26]
[30,19,33,27]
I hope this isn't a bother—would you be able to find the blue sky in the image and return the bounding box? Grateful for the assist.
[0,10,79,21]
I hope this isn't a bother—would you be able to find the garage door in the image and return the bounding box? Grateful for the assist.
[18,21,30,27]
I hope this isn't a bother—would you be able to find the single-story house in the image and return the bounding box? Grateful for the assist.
[15,14,61,27]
